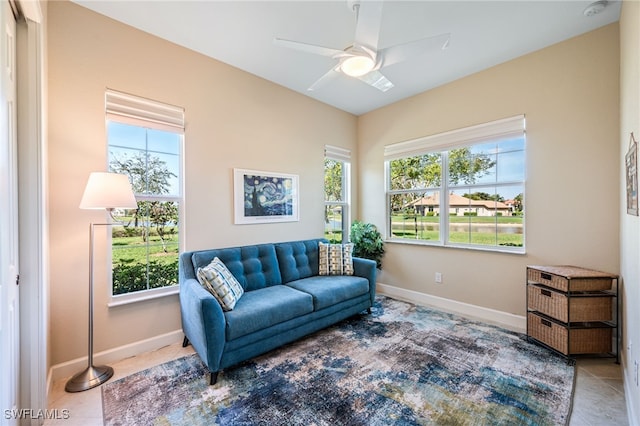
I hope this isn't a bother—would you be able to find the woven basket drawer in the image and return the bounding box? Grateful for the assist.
[527,286,612,323]
[527,313,612,355]
[527,266,612,292]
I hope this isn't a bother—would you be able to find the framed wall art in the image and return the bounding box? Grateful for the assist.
[626,133,638,216]
[233,168,299,224]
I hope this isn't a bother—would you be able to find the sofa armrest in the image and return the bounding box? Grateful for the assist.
[353,257,377,306]
[179,278,226,373]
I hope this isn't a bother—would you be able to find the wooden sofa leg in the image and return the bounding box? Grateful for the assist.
[210,372,219,385]
[182,336,189,348]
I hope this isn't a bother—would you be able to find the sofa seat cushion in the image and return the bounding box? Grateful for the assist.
[286,276,370,311]
[224,285,314,341]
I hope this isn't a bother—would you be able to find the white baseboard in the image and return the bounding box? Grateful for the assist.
[377,282,526,333]
[623,371,639,426]
[49,329,184,383]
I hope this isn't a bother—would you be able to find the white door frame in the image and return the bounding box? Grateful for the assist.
[0,0,47,423]
[15,1,47,421]
[1,2,20,424]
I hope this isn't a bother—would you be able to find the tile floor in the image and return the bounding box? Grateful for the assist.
[569,357,630,425]
[45,343,630,425]
[45,343,195,426]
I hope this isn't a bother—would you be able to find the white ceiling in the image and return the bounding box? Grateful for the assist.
[72,0,621,116]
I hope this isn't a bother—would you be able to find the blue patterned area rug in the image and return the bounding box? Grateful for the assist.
[102,296,575,425]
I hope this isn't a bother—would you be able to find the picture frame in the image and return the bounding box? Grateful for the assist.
[626,133,638,216]
[233,168,299,224]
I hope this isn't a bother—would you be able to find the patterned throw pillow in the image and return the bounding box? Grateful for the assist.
[319,242,354,276]
[196,257,244,311]
[341,243,354,275]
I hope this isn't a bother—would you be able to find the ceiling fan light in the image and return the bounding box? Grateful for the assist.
[583,0,608,16]
[341,55,375,77]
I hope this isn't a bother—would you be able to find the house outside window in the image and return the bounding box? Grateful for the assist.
[105,89,184,303]
[324,145,351,243]
[385,115,525,253]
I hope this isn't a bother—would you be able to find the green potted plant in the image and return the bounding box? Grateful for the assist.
[350,221,385,269]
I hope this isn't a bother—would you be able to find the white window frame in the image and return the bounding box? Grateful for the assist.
[105,89,185,306]
[324,145,351,243]
[384,115,526,253]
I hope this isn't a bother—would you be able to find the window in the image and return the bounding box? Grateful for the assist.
[106,89,184,302]
[324,145,351,243]
[385,115,525,252]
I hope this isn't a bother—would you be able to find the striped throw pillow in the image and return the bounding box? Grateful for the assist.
[196,257,244,311]
[319,242,354,276]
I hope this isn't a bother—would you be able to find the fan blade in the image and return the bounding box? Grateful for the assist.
[353,0,384,52]
[379,33,450,68]
[358,70,394,92]
[308,67,340,91]
[274,38,343,58]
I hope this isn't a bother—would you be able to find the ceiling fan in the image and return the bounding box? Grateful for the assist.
[274,0,450,92]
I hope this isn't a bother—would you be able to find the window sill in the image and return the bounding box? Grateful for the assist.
[385,238,525,255]
[108,285,179,307]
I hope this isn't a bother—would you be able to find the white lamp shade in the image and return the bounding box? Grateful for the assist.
[79,172,138,210]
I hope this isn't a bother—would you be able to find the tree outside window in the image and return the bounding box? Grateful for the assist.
[324,152,350,243]
[108,121,182,296]
[386,117,525,252]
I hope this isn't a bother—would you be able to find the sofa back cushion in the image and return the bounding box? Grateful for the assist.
[275,239,325,283]
[191,244,282,292]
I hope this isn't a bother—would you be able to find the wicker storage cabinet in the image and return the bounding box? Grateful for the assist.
[526,265,618,360]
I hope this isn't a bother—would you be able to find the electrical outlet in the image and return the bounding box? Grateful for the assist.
[435,272,442,284]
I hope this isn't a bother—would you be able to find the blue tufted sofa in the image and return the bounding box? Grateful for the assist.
[179,238,377,384]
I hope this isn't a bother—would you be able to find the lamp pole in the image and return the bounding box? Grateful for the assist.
[65,222,114,392]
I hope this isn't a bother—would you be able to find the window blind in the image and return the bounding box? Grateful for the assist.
[384,115,525,160]
[105,89,185,133]
[324,145,351,162]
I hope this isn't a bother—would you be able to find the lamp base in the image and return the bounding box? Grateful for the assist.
[65,364,114,393]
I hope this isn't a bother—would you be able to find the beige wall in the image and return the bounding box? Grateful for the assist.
[619,0,639,421]
[47,1,357,366]
[358,24,620,316]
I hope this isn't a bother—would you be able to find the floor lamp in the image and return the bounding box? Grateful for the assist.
[65,172,137,393]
